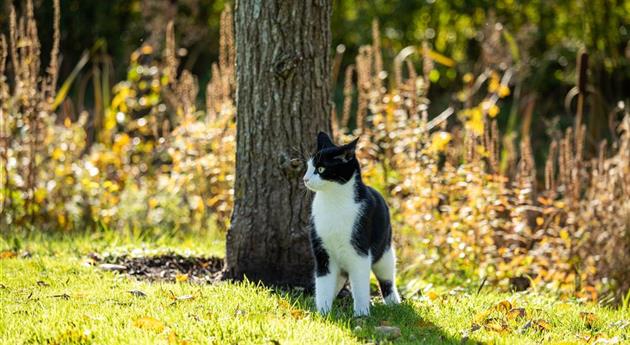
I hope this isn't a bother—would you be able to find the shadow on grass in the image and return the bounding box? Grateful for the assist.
[278,289,468,345]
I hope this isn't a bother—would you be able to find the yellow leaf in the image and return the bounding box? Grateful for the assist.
[579,312,598,327]
[536,217,545,226]
[488,78,500,93]
[426,49,456,67]
[466,107,484,136]
[498,85,511,98]
[554,201,566,209]
[290,309,305,320]
[488,104,500,118]
[0,250,17,259]
[462,73,473,83]
[52,148,64,160]
[429,132,452,153]
[34,188,47,203]
[560,230,570,241]
[483,318,510,333]
[507,308,526,320]
[494,300,512,314]
[426,291,439,301]
[175,274,189,283]
[532,319,551,332]
[133,317,165,333]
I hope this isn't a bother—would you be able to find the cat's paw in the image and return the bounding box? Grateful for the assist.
[353,307,370,317]
[384,291,401,305]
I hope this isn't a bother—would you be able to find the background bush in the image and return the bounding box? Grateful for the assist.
[0,0,628,304]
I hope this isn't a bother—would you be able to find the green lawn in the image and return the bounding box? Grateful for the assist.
[0,233,628,344]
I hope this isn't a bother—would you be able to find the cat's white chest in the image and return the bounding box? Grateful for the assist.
[312,190,363,267]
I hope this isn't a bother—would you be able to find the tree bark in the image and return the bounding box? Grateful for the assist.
[226,0,332,287]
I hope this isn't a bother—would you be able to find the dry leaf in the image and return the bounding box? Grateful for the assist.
[175,274,189,282]
[507,308,526,319]
[133,316,165,333]
[290,309,305,320]
[0,250,17,259]
[483,318,510,333]
[494,300,512,314]
[580,312,598,327]
[531,319,551,332]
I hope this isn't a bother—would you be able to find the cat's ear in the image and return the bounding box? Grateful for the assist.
[317,131,335,151]
[336,137,359,162]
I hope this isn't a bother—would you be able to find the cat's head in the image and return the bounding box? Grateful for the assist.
[303,132,359,192]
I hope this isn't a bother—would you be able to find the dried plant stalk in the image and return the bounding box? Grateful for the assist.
[341,64,355,129]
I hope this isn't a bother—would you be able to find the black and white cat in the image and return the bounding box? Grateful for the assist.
[303,132,401,316]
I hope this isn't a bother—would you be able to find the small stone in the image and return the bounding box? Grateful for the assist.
[128,289,147,297]
[374,326,401,339]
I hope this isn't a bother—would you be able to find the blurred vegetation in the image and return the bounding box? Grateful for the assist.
[0,0,629,305]
[1,0,628,146]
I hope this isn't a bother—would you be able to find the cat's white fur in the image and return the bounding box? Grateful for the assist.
[304,159,401,316]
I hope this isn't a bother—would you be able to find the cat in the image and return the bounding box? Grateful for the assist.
[303,131,401,316]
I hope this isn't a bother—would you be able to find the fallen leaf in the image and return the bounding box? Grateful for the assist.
[494,300,512,314]
[175,274,189,283]
[472,309,492,324]
[290,309,305,320]
[176,294,194,301]
[0,250,17,259]
[507,308,526,320]
[380,320,391,326]
[531,319,551,332]
[37,281,50,287]
[133,316,165,333]
[374,326,401,339]
[580,312,598,328]
[483,318,510,333]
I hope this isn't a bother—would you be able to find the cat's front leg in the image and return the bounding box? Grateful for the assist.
[349,257,371,316]
[315,262,339,314]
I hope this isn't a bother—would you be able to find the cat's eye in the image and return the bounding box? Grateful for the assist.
[317,167,325,174]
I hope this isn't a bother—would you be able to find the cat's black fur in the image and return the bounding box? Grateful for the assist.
[310,132,392,267]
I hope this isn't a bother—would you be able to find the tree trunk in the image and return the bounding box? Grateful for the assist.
[226,0,332,287]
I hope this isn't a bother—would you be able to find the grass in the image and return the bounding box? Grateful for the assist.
[0,233,628,344]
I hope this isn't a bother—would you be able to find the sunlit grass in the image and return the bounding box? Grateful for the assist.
[1,234,628,344]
